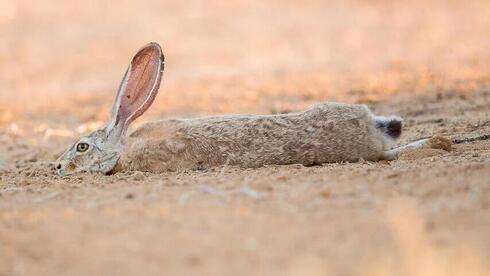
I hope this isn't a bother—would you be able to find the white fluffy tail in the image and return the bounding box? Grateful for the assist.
[375,116,402,140]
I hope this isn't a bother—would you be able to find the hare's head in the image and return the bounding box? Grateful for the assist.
[56,42,164,176]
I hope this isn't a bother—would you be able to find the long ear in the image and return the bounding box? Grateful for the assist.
[106,42,164,142]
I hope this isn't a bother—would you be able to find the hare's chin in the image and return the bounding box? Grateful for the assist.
[56,168,79,177]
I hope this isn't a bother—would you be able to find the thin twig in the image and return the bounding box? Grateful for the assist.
[452,134,490,144]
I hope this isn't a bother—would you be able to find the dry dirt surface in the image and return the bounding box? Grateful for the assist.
[1,1,490,275]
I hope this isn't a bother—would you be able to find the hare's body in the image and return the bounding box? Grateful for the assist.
[55,43,452,176]
[117,103,388,173]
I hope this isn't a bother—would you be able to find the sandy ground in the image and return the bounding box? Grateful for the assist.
[1,1,490,275]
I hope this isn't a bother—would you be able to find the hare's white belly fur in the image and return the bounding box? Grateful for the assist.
[116,103,387,173]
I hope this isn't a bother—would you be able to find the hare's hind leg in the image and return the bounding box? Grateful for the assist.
[381,136,452,160]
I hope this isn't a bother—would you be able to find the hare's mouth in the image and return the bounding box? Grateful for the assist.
[55,162,77,176]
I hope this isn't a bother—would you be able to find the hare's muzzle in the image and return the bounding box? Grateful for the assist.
[55,160,76,176]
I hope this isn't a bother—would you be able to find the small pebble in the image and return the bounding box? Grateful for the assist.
[387,173,399,178]
[132,171,145,181]
[320,189,332,198]
[378,160,391,165]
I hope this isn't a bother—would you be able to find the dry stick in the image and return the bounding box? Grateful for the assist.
[452,134,490,144]
[411,134,490,145]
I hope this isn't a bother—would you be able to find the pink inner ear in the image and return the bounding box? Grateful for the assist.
[117,44,163,125]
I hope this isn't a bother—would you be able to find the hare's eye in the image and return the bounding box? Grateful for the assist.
[76,142,90,153]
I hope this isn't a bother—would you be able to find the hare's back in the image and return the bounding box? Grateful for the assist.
[126,103,384,170]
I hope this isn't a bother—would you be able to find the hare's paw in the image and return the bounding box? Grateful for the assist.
[427,135,452,151]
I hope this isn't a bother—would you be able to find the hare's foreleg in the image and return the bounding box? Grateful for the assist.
[381,136,452,160]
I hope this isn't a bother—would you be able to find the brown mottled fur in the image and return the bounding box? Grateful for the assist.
[115,103,386,173]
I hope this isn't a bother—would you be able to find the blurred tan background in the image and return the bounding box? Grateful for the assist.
[1,0,490,117]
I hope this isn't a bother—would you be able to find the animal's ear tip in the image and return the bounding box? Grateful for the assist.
[147,41,161,47]
[142,42,163,53]
[137,42,164,62]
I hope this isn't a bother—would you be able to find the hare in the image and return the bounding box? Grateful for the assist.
[55,42,452,176]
